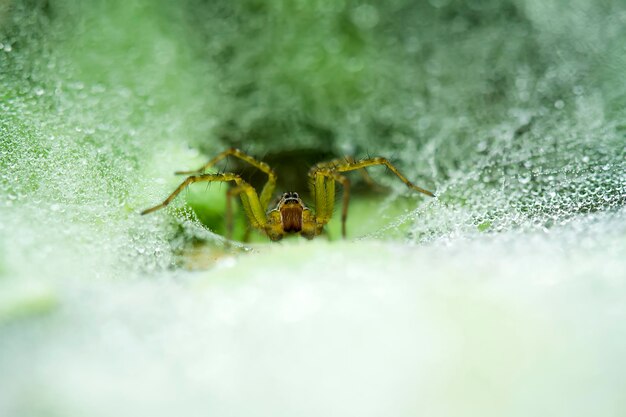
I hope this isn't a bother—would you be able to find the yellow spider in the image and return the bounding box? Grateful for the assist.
[141,148,434,241]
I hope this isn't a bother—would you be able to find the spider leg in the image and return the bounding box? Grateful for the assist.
[242,226,252,243]
[141,173,268,232]
[175,148,277,210]
[225,186,237,241]
[225,184,249,241]
[308,169,333,227]
[346,156,387,191]
[335,173,350,238]
[311,156,379,188]
[308,168,351,238]
[308,156,434,239]
[333,157,435,197]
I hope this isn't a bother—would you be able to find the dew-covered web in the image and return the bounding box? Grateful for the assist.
[1,1,625,417]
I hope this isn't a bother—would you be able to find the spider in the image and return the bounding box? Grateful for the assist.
[141,148,434,241]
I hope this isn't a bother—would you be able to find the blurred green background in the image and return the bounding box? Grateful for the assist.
[1,1,626,416]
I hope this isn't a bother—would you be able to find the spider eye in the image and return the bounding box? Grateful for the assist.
[292,192,299,199]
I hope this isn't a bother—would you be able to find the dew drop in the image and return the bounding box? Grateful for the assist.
[351,4,379,30]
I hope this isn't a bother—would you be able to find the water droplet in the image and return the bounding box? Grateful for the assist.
[554,100,565,109]
[347,58,364,73]
[91,84,106,94]
[351,5,379,30]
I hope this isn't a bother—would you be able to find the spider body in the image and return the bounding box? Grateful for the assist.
[141,148,434,241]
[277,192,306,233]
[263,192,317,241]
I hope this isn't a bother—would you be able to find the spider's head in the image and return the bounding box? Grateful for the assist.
[277,192,305,233]
[265,192,317,241]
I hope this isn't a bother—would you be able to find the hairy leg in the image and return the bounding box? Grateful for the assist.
[310,156,381,190]
[308,156,434,239]
[175,148,278,210]
[141,173,268,231]
[333,157,434,197]
[308,169,351,237]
